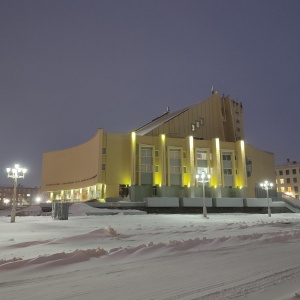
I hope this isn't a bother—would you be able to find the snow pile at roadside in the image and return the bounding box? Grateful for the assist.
[68,202,103,216]
[0,202,144,218]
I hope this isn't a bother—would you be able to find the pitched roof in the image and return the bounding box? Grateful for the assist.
[135,107,188,136]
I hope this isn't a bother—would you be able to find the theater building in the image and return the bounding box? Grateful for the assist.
[41,92,276,202]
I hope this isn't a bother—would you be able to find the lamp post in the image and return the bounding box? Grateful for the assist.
[196,171,211,218]
[260,180,273,217]
[6,164,27,223]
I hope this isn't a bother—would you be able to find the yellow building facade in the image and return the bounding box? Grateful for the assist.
[41,92,275,202]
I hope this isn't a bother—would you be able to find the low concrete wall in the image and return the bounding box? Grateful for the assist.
[245,198,270,207]
[271,201,286,207]
[145,197,179,207]
[214,198,244,207]
[180,197,213,207]
[245,198,286,208]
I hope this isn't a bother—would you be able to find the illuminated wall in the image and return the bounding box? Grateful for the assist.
[245,143,276,197]
[41,129,103,193]
[139,92,244,143]
[41,130,275,201]
[104,133,131,198]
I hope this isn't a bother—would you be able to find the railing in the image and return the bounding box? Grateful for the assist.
[277,193,300,211]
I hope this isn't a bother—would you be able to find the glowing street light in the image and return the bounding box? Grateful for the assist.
[6,164,27,223]
[196,171,211,218]
[260,180,273,217]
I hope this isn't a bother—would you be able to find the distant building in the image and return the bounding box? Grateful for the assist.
[41,92,276,202]
[276,159,300,200]
[0,185,39,206]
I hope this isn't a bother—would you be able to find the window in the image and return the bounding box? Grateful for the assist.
[287,186,292,192]
[102,164,106,171]
[222,154,231,161]
[293,178,297,183]
[169,149,181,159]
[223,169,233,175]
[183,166,187,173]
[281,187,285,192]
[197,151,207,160]
[287,178,290,183]
[155,150,159,157]
[293,169,296,174]
[191,124,195,131]
[279,170,283,176]
[141,164,152,173]
[294,186,299,192]
[286,170,290,175]
[246,158,252,177]
[155,165,159,172]
[170,166,181,174]
[152,186,157,196]
[102,148,106,155]
[141,148,152,157]
[280,179,284,184]
[196,118,204,127]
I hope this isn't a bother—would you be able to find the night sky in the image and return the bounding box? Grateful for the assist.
[1,0,300,187]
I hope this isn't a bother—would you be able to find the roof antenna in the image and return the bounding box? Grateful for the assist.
[166,106,170,113]
[211,86,214,94]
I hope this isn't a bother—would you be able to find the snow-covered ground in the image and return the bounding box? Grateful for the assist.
[1,203,300,300]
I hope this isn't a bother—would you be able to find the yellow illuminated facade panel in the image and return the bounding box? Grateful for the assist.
[42,129,275,201]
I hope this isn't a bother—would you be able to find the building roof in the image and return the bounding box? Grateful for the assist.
[135,107,188,136]
[276,161,300,169]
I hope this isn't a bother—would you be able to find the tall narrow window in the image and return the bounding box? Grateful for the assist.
[196,150,209,175]
[140,146,153,185]
[222,151,233,187]
[169,148,182,185]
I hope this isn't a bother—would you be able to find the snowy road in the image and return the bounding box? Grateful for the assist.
[1,204,300,299]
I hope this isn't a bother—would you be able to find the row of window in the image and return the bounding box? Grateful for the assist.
[101,148,234,162]
[279,186,299,193]
[277,169,300,175]
[0,193,32,197]
[278,178,298,184]
[191,118,204,131]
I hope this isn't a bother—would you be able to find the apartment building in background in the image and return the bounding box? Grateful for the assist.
[0,185,39,206]
[276,159,300,199]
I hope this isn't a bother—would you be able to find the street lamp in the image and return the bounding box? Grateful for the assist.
[260,180,273,217]
[196,171,211,218]
[6,164,27,223]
